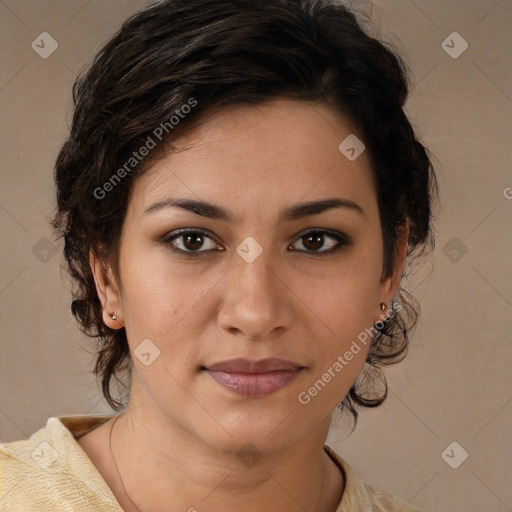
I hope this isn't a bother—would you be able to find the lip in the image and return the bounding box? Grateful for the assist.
[203,358,303,398]
[205,357,301,373]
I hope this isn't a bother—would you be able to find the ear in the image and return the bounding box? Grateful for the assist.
[377,220,409,320]
[89,251,124,329]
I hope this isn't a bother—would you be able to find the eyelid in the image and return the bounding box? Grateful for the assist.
[293,227,352,243]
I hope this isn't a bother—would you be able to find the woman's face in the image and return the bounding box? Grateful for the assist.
[98,98,405,454]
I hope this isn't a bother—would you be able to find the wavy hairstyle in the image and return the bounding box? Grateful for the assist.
[52,0,438,426]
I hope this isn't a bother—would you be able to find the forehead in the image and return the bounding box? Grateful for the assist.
[129,98,376,219]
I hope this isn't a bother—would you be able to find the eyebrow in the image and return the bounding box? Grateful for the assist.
[143,197,365,222]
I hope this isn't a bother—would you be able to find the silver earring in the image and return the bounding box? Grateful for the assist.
[111,312,119,320]
[380,302,386,312]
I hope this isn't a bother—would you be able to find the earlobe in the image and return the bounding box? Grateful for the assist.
[101,309,123,329]
[89,251,124,329]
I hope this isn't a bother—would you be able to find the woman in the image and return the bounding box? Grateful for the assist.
[0,0,437,510]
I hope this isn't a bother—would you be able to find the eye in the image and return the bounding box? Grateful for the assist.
[162,229,222,254]
[161,228,353,257]
[290,229,353,255]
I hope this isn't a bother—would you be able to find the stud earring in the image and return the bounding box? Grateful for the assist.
[380,302,386,311]
[111,312,119,320]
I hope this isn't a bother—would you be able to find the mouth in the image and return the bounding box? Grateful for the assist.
[202,358,304,398]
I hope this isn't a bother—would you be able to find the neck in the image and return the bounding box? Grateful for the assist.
[108,385,344,512]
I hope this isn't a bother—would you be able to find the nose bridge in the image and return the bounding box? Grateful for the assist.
[235,241,280,309]
[219,240,291,339]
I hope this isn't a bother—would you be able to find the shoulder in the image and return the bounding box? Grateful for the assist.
[0,416,121,511]
[324,445,426,512]
[358,481,424,512]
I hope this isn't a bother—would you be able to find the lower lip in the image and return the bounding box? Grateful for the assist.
[204,369,301,397]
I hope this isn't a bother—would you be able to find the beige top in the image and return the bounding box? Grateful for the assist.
[0,415,424,511]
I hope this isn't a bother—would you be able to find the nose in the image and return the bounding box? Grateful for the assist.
[217,244,293,341]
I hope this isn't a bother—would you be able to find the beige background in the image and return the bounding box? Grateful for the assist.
[0,1,510,511]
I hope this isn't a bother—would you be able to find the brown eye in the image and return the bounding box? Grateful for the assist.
[290,230,353,255]
[302,232,327,251]
[163,230,221,254]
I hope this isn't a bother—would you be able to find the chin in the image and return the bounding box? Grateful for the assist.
[194,405,313,455]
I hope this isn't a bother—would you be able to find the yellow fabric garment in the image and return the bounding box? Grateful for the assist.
[0,415,424,511]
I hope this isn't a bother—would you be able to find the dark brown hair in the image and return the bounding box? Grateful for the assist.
[52,0,438,426]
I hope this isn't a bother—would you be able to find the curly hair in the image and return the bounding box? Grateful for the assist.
[52,0,438,426]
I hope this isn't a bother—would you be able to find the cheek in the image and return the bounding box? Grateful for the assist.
[291,257,381,384]
[118,246,219,350]
[294,260,381,337]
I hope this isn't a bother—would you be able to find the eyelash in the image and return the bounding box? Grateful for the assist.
[161,228,353,257]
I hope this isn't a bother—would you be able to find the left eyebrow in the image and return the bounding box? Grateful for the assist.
[143,197,366,222]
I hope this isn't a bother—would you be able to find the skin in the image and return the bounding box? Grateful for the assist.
[82,98,408,512]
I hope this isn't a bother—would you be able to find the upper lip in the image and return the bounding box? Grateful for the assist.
[204,358,302,373]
